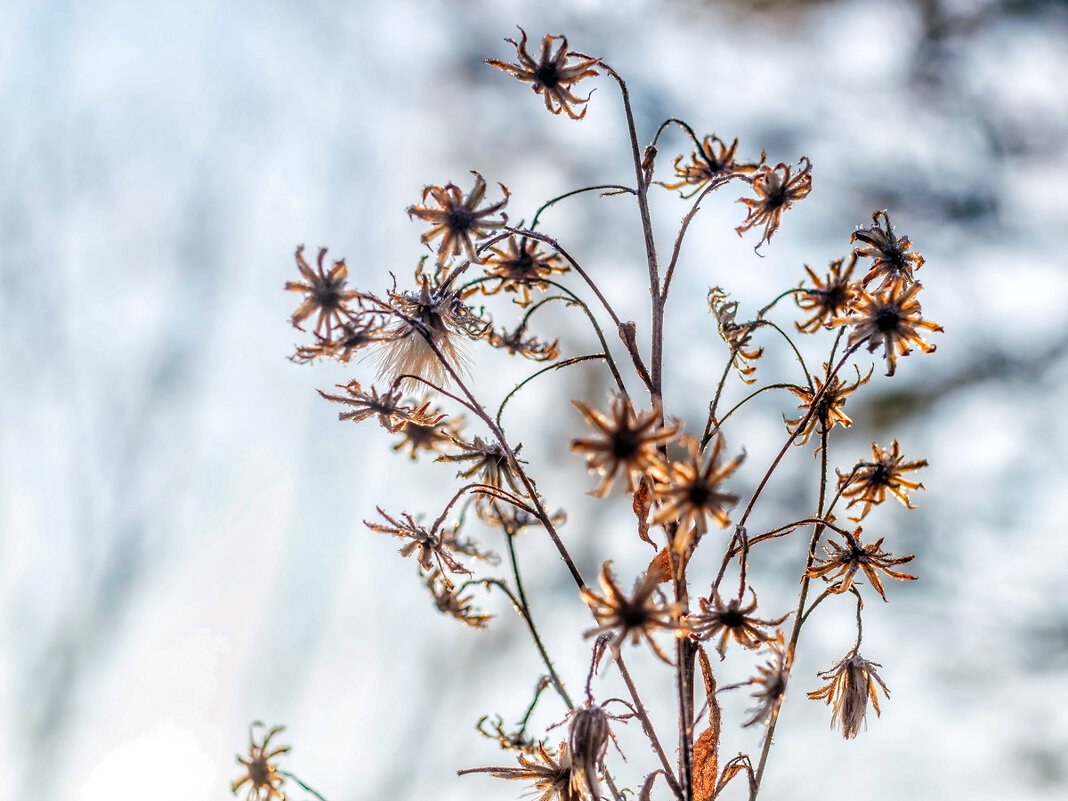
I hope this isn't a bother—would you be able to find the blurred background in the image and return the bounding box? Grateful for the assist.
[3,0,1068,799]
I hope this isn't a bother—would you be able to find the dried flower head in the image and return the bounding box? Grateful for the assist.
[483,235,570,306]
[567,704,611,800]
[808,652,890,739]
[372,268,489,387]
[391,400,463,459]
[838,439,928,520]
[486,28,600,120]
[662,134,763,196]
[687,588,788,660]
[365,507,490,583]
[231,722,289,801]
[806,526,917,602]
[318,380,420,432]
[486,322,561,361]
[407,172,509,265]
[852,209,925,291]
[458,742,580,801]
[735,157,813,249]
[742,632,792,727]
[833,281,942,377]
[784,364,872,450]
[285,246,358,339]
[651,435,745,552]
[580,561,685,664]
[709,288,763,383]
[570,393,679,497]
[424,569,492,628]
[437,436,526,499]
[291,317,385,364]
[795,253,860,333]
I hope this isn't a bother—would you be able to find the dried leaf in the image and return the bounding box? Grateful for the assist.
[716,755,755,798]
[633,480,654,547]
[693,727,719,801]
[648,547,673,584]
[697,645,722,736]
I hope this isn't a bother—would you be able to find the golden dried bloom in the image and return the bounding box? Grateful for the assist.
[407,171,509,265]
[437,436,526,498]
[391,400,463,459]
[570,393,679,497]
[735,157,813,249]
[365,507,490,584]
[486,28,600,120]
[580,561,685,664]
[650,435,745,552]
[832,281,942,377]
[318,380,421,432]
[486,321,560,362]
[372,268,489,388]
[838,439,928,520]
[709,288,763,383]
[458,742,580,801]
[686,588,788,660]
[424,569,492,628]
[231,722,289,801]
[567,704,610,801]
[291,317,385,364]
[285,246,358,339]
[743,631,792,727]
[482,235,569,307]
[808,652,890,739]
[784,364,872,450]
[852,209,925,291]
[662,134,763,196]
[795,253,860,333]
[806,526,917,602]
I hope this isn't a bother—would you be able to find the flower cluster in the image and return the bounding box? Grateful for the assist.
[263,27,943,801]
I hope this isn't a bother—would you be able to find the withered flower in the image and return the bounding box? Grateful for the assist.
[291,317,384,364]
[373,267,490,387]
[486,28,600,120]
[567,704,610,801]
[285,246,358,339]
[570,393,678,497]
[580,561,684,664]
[231,722,289,801]
[852,209,925,291]
[795,253,860,333]
[808,652,890,739]
[318,380,420,432]
[806,526,917,602]
[742,632,792,728]
[365,507,489,584]
[838,439,928,520]
[437,436,526,498]
[662,134,762,196]
[686,588,788,660]
[407,171,509,265]
[458,742,580,801]
[424,569,491,629]
[784,364,872,450]
[651,435,745,551]
[482,236,569,306]
[709,288,763,383]
[391,400,463,459]
[486,323,561,361]
[735,158,813,249]
[832,281,942,377]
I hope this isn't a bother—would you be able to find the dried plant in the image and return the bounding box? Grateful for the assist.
[242,26,943,801]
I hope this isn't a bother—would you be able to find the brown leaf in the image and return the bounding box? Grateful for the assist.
[697,645,722,737]
[647,547,673,584]
[693,727,719,801]
[632,480,654,547]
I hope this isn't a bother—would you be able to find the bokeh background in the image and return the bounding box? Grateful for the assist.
[3,0,1068,799]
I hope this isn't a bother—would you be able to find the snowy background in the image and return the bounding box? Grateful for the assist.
[3,0,1068,799]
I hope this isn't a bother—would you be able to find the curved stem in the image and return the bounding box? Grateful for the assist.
[529,184,635,230]
[280,771,330,801]
[496,354,606,427]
